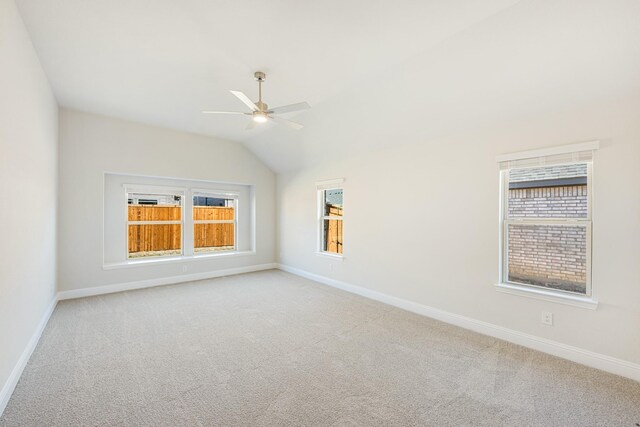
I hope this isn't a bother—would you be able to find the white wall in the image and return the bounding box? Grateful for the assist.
[277,94,640,366]
[58,109,276,292]
[0,0,58,408]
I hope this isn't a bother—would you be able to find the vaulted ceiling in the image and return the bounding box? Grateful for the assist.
[16,0,640,172]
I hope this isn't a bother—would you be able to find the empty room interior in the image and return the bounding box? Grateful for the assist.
[2,0,640,425]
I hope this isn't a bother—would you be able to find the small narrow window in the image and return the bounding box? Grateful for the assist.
[127,192,183,258]
[500,150,594,296]
[319,188,343,255]
[192,193,237,254]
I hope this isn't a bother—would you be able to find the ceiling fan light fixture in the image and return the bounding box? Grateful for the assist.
[253,112,268,123]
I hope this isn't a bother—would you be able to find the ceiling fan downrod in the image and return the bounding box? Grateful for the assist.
[254,71,267,112]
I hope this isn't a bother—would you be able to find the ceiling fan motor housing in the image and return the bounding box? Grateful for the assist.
[254,101,268,112]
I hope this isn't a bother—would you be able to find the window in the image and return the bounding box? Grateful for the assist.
[499,146,595,297]
[193,192,237,254]
[127,191,183,259]
[319,187,343,255]
[125,187,239,260]
[106,175,254,267]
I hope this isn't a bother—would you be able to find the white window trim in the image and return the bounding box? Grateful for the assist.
[316,178,344,190]
[122,185,243,264]
[316,180,344,258]
[315,251,345,260]
[103,250,257,270]
[494,283,598,309]
[495,140,600,163]
[497,144,598,309]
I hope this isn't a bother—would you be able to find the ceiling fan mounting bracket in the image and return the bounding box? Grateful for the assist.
[254,71,266,82]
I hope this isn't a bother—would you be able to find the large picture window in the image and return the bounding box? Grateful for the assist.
[500,150,593,296]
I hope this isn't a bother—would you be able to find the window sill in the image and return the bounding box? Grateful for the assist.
[315,251,345,260]
[103,250,256,270]
[495,283,598,310]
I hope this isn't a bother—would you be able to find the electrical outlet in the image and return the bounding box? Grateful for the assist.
[541,311,553,326]
[182,265,188,273]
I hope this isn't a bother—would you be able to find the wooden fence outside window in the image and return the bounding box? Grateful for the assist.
[127,205,234,254]
[324,205,343,254]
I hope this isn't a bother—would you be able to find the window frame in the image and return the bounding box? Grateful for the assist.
[317,186,344,257]
[499,162,593,298]
[192,190,239,255]
[123,185,244,262]
[125,186,185,260]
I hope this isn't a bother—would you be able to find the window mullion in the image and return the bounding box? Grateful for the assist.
[182,191,194,256]
[183,191,194,256]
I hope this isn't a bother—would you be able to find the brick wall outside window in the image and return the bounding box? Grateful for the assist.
[507,184,588,293]
[508,185,588,218]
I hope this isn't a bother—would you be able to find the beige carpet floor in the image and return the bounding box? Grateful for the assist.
[1,269,639,426]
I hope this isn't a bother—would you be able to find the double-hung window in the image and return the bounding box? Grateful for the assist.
[192,192,238,254]
[499,143,596,298]
[127,190,184,259]
[318,183,344,255]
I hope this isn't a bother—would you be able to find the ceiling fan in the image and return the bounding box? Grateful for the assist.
[202,71,310,130]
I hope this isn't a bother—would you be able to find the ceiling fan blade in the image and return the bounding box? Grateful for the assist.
[230,90,258,111]
[269,115,304,130]
[269,102,310,115]
[201,110,247,114]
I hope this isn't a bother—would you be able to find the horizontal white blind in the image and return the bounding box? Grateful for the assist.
[499,150,594,170]
[316,178,344,190]
[192,190,239,199]
[124,184,186,195]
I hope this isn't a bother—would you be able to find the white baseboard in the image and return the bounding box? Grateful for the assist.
[278,264,640,383]
[0,297,57,416]
[57,263,279,300]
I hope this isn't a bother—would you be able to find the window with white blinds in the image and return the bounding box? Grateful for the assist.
[497,142,598,297]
